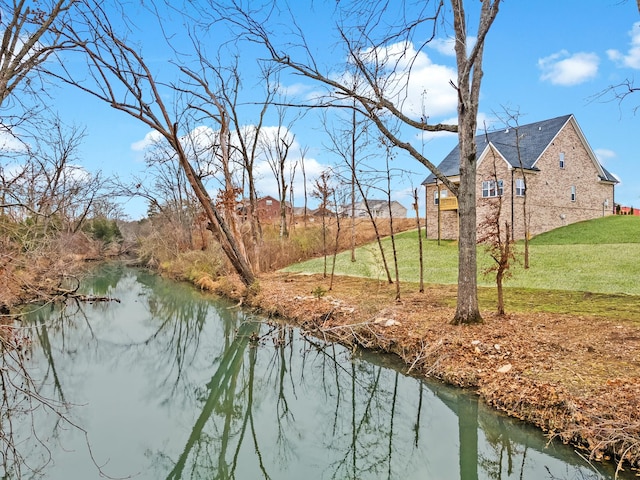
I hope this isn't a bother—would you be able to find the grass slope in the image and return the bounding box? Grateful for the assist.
[283,216,640,296]
[531,215,640,244]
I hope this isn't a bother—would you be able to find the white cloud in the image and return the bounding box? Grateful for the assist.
[607,22,640,69]
[62,164,91,183]
[476,112,500,133]
[429,37,456,57]
[131,122,332,207]
[359,41,459,119]
[254,149,329,206]
[278,82,324,102]
[595,148,616,164]
[428,36,477,57]
[416,111,497,143]
[538,50,599,86]
[131,130,163,151]
[0,127,27,153]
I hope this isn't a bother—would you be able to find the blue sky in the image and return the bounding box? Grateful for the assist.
[41,1,640,219]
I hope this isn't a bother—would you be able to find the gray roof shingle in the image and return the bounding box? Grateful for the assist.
[422,114,618,184]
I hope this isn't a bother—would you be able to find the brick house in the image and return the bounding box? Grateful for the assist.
[619,206,640,216]
[422,114,618,240]
[238,196,291,221]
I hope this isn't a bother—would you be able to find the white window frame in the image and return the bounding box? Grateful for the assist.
[515,178,525,196]
[571,185,576,202]
[482,179,504,198]
[434,189,448,205]
[265,199,273,206]
[559,152,565,169]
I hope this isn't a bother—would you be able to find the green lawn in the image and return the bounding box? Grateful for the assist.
[282,216,640,296]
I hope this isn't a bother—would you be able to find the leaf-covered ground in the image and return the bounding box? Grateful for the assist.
[217,271,640,475]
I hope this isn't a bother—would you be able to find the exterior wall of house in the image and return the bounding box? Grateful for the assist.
[619,206,640,216]
[475,147,516,238]
[256,196,290,220]
[353,201,407,218]
[514,121,615,238]
[424,184,459,239]
[388,202,408,218]
[425,120,616,240]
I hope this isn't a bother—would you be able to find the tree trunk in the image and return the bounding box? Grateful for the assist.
[453,128,482,324]
[175,138,255,287]
[451,0,495,325]
[413,189,424,293]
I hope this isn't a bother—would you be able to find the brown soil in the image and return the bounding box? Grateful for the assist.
[215,271,640,475]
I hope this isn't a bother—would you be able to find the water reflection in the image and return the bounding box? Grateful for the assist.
[10,265,629,479]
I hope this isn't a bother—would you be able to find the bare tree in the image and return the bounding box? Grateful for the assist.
[118,138,203,252]
[321,99,370,263]
[492,107,531,268]
[50,2,255,285]
[261,109,294,239]
[329,187,343,291]
[330,156,393,285]
[299,146,310,227]
[477,152,515,316]
[215,0,501,324]
[0,116,107,241]
[413,188,425,293]
[216,59,274,247]
[312,171,333,278]
[0,0,77,107]
[383,141,401,301]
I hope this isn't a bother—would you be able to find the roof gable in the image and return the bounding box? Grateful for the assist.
[423,114,592,184]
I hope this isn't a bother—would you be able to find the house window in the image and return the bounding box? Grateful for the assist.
[571,186,576,202]
[265,199,273,206]
[559,152,565,169]
[434,189,448,205]
[515,178,525,196]
[482,180,504,198]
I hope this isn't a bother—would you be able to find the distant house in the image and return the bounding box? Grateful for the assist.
[422,114,618,240]
[619,206,640,216]
[309,206,335,218]
[345,199,408,219]
[238,196,291,221]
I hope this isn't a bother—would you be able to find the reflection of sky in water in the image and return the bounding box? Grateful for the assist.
[14,266,626,480]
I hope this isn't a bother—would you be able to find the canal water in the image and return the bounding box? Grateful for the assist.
[7,264,630,479]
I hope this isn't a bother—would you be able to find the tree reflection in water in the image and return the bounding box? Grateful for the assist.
[8,265,629,480]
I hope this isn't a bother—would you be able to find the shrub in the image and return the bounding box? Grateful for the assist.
[85,217,122,243]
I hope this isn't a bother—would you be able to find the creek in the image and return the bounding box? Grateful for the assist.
[8,264,630,479]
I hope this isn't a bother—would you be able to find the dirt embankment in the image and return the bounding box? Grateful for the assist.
[211,271,640,475]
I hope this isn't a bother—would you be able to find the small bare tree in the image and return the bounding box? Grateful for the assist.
[261,114,294,239]
[478,154,516,316]
[312,171,333,278]
[496,108,531,268]
[413,188,425,293]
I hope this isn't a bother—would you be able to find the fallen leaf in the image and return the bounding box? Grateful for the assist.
[497,364,512,373]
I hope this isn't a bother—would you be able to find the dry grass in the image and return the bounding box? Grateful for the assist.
[253,217,418,271]
[0,232,102,307]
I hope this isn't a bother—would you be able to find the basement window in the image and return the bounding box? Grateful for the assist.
[571,186,576,202]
